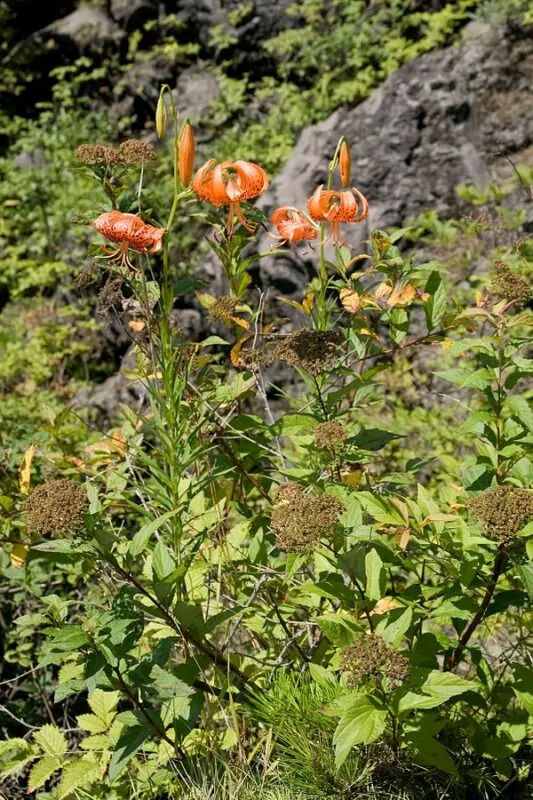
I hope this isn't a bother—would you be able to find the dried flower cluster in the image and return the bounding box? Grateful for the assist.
[76,140,156,167]
[467,485,533,545]
[271,482,344,552]
[314,420,347,451]
[490,262,531,308]
[273,330,344,375]
[24,480,88,538]
[342,635,410,689]
[207,296,238,324]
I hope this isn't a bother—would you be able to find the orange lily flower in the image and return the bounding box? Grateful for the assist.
[93,211,164,270]
[192,159,269,231]
[307,185,368,245]
[270,207,318,244]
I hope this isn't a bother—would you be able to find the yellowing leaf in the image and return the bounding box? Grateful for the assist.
[228,315,250,330]
[302,291,315,314]
[196,292,217,308]
[386,284,416,307]
[230,336,251,369]
[397,527,411,551]
[10,543,29,568]
[84,431,126,464]
[475,290,486,308]
[372,597,402,615]
[19,444,36,495]
[340,464,365,488]
[339,287,361,313]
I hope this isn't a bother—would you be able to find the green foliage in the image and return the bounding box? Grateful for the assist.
[2,3,533,799]
[1,112,532,800]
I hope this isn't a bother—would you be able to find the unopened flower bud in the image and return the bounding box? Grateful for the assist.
[178,122,196,187]
[339,139,351,188]
[155,94,168,139]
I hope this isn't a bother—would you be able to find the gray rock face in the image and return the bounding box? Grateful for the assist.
[248,22,533,297]
[110,0,158,30]
[174,67,222,126]
[176,0,298,67]
[47,8,124,47]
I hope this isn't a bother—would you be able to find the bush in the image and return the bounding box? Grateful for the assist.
[1,92,532,800]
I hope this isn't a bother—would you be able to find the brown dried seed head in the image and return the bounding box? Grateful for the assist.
[467,485,533,545]
[118,139,157,165]
[75,144,109,164]
[274,330,343,375]
[315,420,347,451]
[24,480,88,538]
[490,262,531,308]
[271,487,344,553]
[207,296,238,323]
[342,635,410,689]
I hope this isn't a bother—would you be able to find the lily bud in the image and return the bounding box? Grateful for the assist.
[339,139,351,188]
[155,94,168,139]
[178,122,196,186]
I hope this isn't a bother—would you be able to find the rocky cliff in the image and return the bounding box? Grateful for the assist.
[253,20,533,298]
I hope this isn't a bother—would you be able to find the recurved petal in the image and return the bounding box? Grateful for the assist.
[192,159,217,202]
[307,185,326,221]
[352,187,369,222]
[234,160,269,199]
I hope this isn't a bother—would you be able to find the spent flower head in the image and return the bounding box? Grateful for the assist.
[315,420,347,451]
[342,635,410,689]
[207,296,239,324]
[467,485,533,545]
[271,483,344,552]
[273,330,343,375]
[490,262,531,309]
[24,480,88,539]
[118,139,157,165]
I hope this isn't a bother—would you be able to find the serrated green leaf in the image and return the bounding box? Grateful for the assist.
[27,755,60,791]
[88,689,120,725]
[0,738,33,777]
[57,757,100,799]
[77,714,108,734]
[80,733,110,751]
[333,695,387,769]
[378,607,413,645]
[149,665,195,699]
[34,725,68,759]
[424,271,447,331]
[351,428,403,452]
